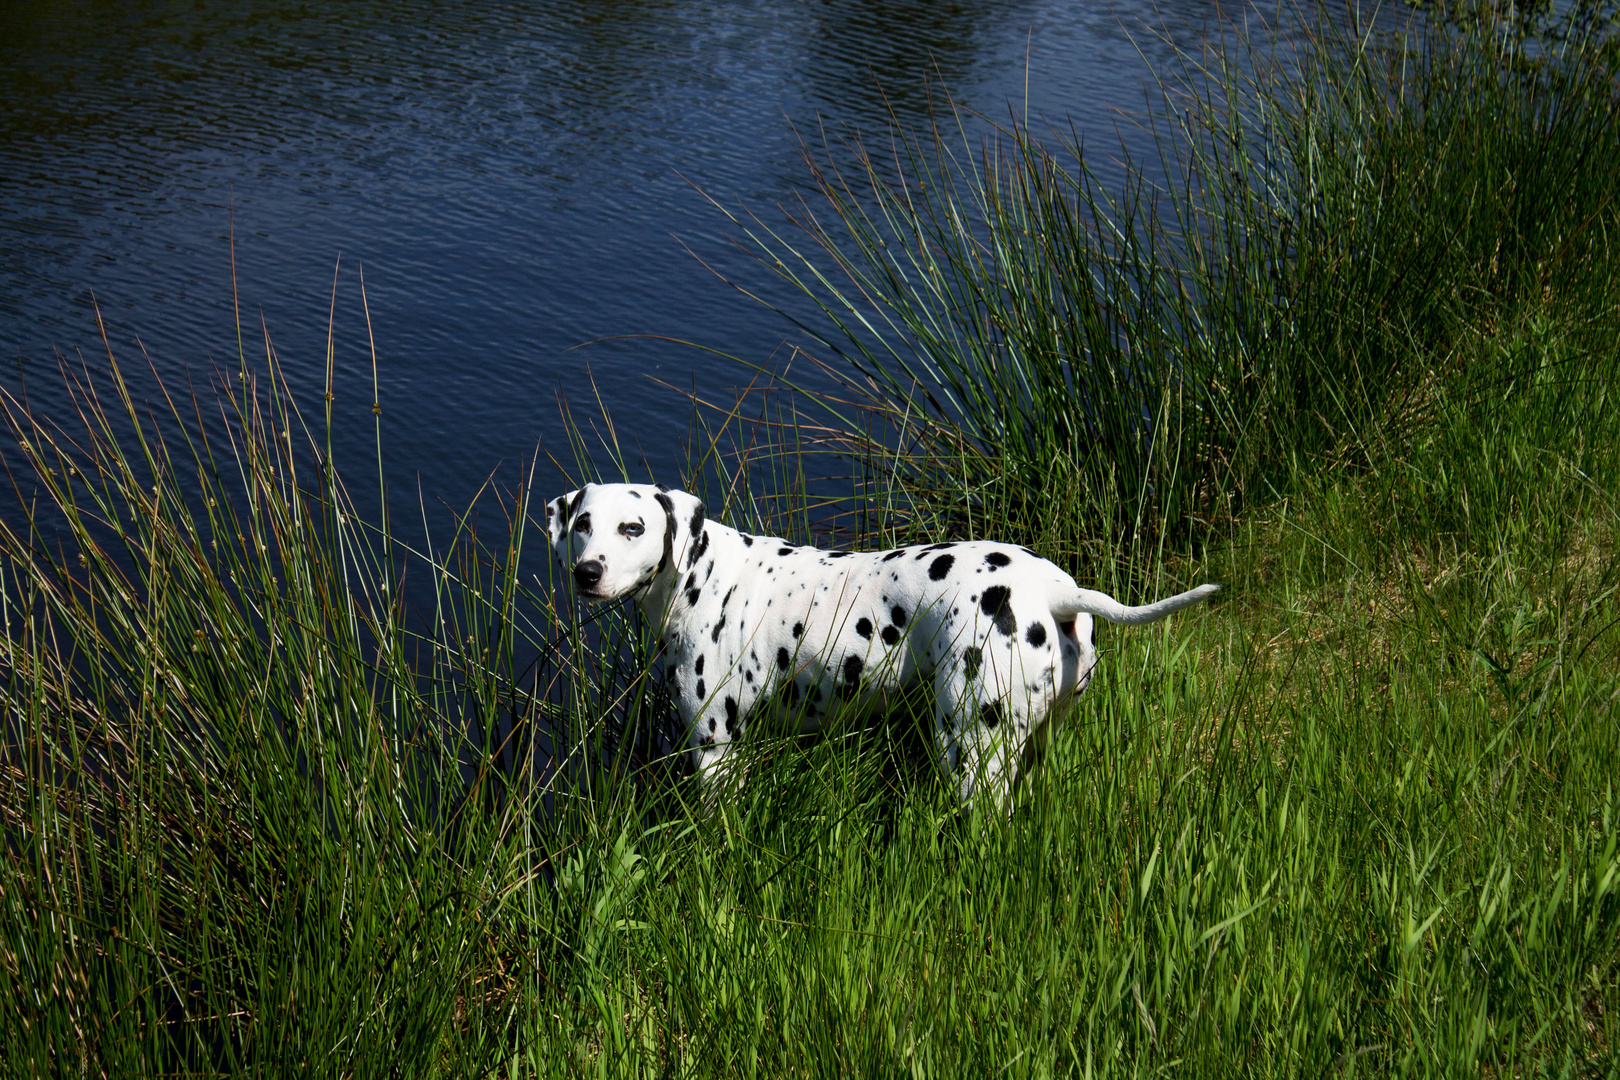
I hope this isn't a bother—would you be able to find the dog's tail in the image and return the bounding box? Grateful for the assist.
[1052,583,1219,626]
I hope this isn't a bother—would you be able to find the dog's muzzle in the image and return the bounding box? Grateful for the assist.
[573,559,605,595]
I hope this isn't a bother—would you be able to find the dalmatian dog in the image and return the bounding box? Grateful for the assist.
[547,482,1218,806]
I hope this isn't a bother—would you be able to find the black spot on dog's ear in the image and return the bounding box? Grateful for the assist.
[980,585,1016,636]
[928,554,955,580]
[856,617,873,639]
[688,526,710,568]
[565,486,588,521]
[1026,622,1048,648]
[985,551,1011,568]
[963,646,982,682]
[654,492,676,574]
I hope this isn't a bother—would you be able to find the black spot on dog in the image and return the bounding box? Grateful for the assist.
[928,554,955,580]
[654,492,676,572]
[1026,622,1047,648]
[710,615,726,643]
[881,626,900,646]
[777,647,791,671]
[745,670,754,683]
[963,646,982,681]
[985,551,1011,568]
[743,534,754,547]
[792,622,803,639]
[708,717,717,733]
[696,679,706,700]
[890,605,907,628]
[882,549,906,562]
[981,701,1002,728]
[694,655,705,675]
[686,587,701,606]
[688,527,710,568]
[980,585,1016,636]
[629,490,642,498]
[1019,546,1038,558]
[722,585,736,609]
[829,550,851,558]
[856,617,873,639]
[926,542,956,551]
[725,697,738,725]
[778,547,795,557]
[841,654,864,694]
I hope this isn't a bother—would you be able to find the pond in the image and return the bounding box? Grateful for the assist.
[1,0,1298,519]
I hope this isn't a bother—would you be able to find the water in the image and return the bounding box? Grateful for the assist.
[1,0,1289,519]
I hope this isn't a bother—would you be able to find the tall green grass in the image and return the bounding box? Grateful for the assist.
[3,7,1618,1077]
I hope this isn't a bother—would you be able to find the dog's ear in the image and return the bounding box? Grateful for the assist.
[546,486,588,547]
[653,487,708,571]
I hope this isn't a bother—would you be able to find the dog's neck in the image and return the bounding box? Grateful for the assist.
[637,514,754,631]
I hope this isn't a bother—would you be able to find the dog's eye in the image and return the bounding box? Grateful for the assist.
[620,522,645,538]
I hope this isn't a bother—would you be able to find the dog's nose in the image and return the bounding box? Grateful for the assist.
[574,559,604,591]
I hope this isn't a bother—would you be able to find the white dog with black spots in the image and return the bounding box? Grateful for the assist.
[548,482,1218,806]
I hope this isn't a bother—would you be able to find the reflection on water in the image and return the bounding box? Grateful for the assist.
[1,0,1283,511]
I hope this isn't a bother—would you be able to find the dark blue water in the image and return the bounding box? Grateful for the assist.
[1,0,1290,518]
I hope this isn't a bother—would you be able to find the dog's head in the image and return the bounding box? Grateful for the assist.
[546,482,706,602]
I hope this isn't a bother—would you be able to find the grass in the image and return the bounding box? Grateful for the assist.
[3,6,1619,1077]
